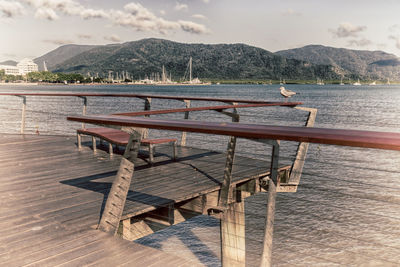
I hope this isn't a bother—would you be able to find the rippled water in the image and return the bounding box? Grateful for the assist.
[0,84,399,266]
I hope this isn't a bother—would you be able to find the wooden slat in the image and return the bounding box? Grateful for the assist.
[67,115,400,151]
[0,135,272,266]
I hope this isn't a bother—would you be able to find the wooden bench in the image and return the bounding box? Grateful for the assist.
[77,127,177,164]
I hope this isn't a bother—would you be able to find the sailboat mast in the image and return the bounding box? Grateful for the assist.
[162,65,166,82]
[189,57,192,82]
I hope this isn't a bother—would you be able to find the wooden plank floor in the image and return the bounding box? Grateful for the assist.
[0,134,270,266]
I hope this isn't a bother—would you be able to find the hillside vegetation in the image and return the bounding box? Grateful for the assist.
[37,39,340,80]
[276,45,400,80]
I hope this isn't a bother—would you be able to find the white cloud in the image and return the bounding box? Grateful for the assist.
[109,3,208,35]
[202,0,210,3]
[389,24,400,32]
[347,38,372,47]
[80,8,108,19]
[35,7,58,20]
[175,2,188,11]
[110,7,178,34]
[24,0,81,16]
[19,0,209,35]
[389,35,400,50]
[0,0,24,17]
[330,22,366,38]
[77,33,92,39]
[23,0,107,20]
[104,34,121,42]
[282,8,301,16]
[178,20,209,34]
[192,14,207,20]
[376,43,387,50]
[43,38,72,45]
[124,2,156,20]
[159,9,165,15]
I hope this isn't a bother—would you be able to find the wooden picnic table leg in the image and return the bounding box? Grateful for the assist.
[108,143,113,156]
[148,144,154,164]
[91,136,96,153]
[77,133,82,149]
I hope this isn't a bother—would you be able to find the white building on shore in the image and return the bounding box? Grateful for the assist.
[0,65,20,75]
[17,59,38,75]
[0,58,38,76]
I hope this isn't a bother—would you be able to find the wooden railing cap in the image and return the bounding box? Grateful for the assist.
[67,115,400,151]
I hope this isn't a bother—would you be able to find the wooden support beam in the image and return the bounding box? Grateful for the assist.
[98,157,134,234]
[260,141,280,267]
[120,218,154,241]
[219,135,237,207]
[218,132,246,267]
[98,128,143,235]
[220,201,245,267]
[288,107,317,188]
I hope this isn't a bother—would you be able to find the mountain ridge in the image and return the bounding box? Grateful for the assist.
[0,60,18,66]
[34,44,98,71]
[38,38,340,80]
[276,45,400,80]
[33,39,400,81]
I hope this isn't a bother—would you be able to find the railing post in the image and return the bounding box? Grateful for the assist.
[219,102,239,123]
[260,140,280,267]
[143,97,151,139]
[180,100,191,146]
[78,96,87,129]
[16,96,26,134]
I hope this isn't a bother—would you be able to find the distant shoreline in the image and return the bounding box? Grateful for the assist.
[0,80,399,86]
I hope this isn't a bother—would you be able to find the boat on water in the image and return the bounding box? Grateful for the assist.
[369,81,377,86]
[181,57,211,85]
[155,65,177,85]
[316,78,324,85]
[353,79,361,86]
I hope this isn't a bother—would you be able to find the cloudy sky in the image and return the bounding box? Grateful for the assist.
[1,0,400,62]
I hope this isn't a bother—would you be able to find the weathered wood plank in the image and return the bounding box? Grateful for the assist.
[0,134,273,266]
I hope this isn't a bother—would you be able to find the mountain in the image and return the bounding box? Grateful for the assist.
[34,44,98,71]
[276,45,400,80]
[46,38,340,80]
[0,60,17,66]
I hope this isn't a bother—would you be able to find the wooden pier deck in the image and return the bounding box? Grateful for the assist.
[0,133,272,266]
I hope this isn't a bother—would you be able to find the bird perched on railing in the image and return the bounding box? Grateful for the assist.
[279,86,296,101]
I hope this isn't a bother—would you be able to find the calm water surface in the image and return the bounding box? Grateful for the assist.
[0,84,399,266]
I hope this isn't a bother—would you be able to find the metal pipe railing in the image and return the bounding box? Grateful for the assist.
[2,92,301,140]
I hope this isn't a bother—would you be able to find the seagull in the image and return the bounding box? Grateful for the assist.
[279,86,296,101]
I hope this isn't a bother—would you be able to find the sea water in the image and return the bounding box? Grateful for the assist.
[0,84,399,266]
